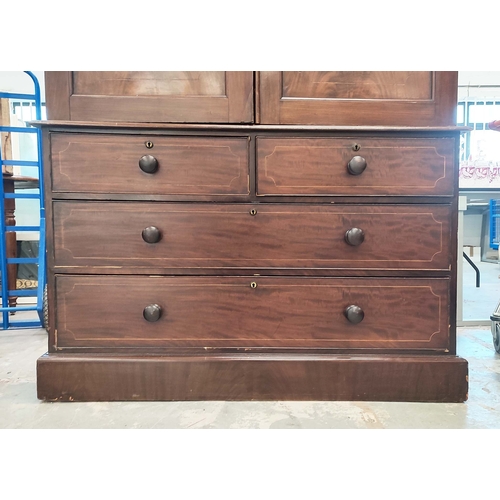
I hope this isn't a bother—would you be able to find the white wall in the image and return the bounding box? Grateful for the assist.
[459,72,500,86]
[0,71,45,101]
[458,71,500,99]
[463,214,484,247]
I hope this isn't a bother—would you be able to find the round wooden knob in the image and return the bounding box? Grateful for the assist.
[344,228,365,246]
[347,156,367,175]
[142,226,161,244]
[139,155,159,174]
[344,305,364,324]
[143,304,162,322]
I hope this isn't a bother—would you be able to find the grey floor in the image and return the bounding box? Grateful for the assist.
[1,320,499,429]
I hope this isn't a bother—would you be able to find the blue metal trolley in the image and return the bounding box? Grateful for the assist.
[0,71,45,329]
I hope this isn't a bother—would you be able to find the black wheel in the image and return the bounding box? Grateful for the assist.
[494,322,500,354]
[43,283,49,332]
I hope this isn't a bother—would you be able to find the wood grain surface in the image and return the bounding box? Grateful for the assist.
[73,71,226,96]
[37,352,469,402]
[45,71,254,123]
[257,137,455,196]
[50,133,249,195]
[53,275,450,350]
[259,71,457,126]
[282,71,432,99]
[52,202,451,270]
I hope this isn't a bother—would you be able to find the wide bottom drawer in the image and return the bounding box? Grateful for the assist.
[54,275,451,351]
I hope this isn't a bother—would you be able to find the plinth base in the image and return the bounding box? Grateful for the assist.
[36,352,469,402]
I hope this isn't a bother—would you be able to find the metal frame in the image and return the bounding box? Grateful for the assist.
[0,71,45,328]
[457,98,500,161]
[489,199,500,250]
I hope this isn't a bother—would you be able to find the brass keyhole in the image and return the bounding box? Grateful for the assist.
[250,209,257,216]
[145,141,154,149]
[250,282,258,289]
[352,143,361,152]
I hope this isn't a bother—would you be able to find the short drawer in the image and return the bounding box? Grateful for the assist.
[256,137,455,196]
[54,275,450,350]
[50,133,249,196]
[53,202,452,270]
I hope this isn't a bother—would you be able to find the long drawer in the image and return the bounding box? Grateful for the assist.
[256,137,455,196]
[54,275,450,350]
[52,202,452,270]
[49,133,250,196]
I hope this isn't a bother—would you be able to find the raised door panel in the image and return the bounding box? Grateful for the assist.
[45,71,254,123]
[258,71,457,126]
[283,72,433,100]
[73,72,227,96]
[54,275,451,351]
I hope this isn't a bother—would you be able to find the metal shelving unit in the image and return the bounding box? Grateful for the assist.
[0,71,45,328]
[489,198,500,250]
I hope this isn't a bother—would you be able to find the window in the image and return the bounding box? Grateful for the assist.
[458,98,500,188]
[11,101,46,122]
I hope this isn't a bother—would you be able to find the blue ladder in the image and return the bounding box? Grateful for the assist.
[0,71,45,329]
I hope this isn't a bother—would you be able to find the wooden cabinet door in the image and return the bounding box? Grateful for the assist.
[45,71,253,123]
[258,71,457,126]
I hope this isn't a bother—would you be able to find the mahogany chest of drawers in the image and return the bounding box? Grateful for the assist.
[36,71,468,402]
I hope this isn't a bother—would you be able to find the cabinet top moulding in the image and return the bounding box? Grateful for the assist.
[31,121,468,134]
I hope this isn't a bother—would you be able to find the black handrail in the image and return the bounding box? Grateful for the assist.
[463,252,480,288]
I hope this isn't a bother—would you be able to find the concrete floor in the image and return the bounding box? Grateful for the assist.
[1,323,500,429]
